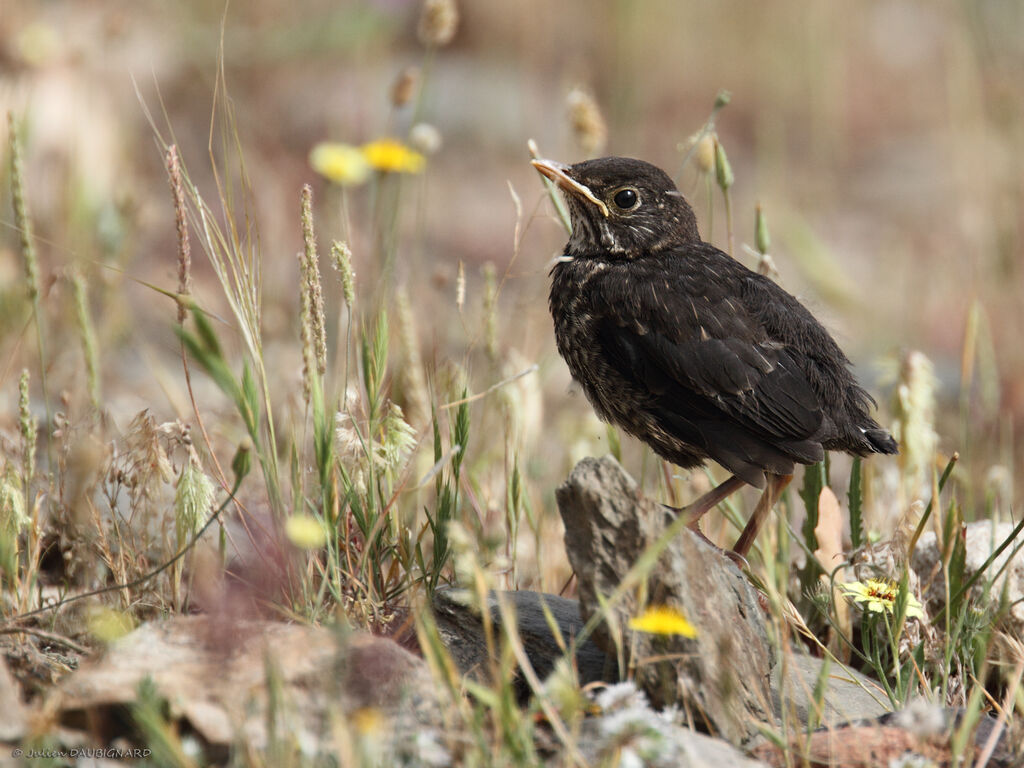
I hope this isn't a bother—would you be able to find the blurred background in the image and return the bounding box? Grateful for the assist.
[2,0,1022,590]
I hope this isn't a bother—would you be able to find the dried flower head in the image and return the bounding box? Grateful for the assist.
[310,142,371,186]
[361,138,426,174]
[417,0,459,47]
[684,131,716,175]
[455,260,465,313]
[390,65,420,108]
[566,87,608,156]
[409,123,442,155]
[335,409,364,468]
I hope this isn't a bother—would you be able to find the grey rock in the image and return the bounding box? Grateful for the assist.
[0,654,26,742]
[771,653,890,727]
[47,617,445,762]
[556,455,774,745]
[911,520,1024,632]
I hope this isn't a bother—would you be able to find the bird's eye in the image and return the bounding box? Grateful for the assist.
[612,188,639,210]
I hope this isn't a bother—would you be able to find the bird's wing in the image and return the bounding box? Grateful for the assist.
[593,259,826,475]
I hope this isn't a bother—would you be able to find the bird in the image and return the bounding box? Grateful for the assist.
[533,155,897,558]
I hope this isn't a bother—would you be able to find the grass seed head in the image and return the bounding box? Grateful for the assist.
[894,350,938,495]
[174,459,215,538]
[390,65,420,107]
[755,203,770,255]
[166,144,192,322]
[330,240,357,308]
[567,87,608,156]
[417,0,459,47]
[18,369,36,485]
[8,112,40,303]
[0,470,29,538]
[455,260,465,313]
[714,135,734,190]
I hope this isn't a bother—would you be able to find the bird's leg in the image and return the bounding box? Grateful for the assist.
[732,472,793,558]
[668,474,746,528]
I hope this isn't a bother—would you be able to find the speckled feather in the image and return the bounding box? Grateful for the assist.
[547,157,897,489]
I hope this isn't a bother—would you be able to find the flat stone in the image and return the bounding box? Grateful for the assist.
[771,653,890,727]
[49,616,444,759]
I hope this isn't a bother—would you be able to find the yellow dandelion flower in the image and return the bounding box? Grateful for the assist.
[841,579,924,619]
[285,514,327,549]
[361,138,426,174]
[309,142,371,186]
[628,605,697,637]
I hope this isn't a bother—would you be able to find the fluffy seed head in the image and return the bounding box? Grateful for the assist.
[417,0,459,47]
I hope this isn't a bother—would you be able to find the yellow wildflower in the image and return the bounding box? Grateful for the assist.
[841,579,924,619]
[628,605,697,637]
[88,606,136,643]
[285,514,327,549]
[309,142,371,186]
[352,707,383,736]
[361,138,426,174]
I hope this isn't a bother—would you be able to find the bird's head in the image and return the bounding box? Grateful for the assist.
[532,156,700,258]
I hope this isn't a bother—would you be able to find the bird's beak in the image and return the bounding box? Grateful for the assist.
[531,158,609,218]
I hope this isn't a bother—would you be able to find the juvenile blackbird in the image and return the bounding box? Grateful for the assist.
[533,156,897,557]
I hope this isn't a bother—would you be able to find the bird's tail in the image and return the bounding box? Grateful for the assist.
[864,428,898,455]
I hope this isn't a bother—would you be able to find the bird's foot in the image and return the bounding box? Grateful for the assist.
[663,509,750,569]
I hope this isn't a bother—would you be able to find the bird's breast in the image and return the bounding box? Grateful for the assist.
[549,258,634,418]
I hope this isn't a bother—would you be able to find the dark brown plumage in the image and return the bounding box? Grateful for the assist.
[534,155,897,556]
